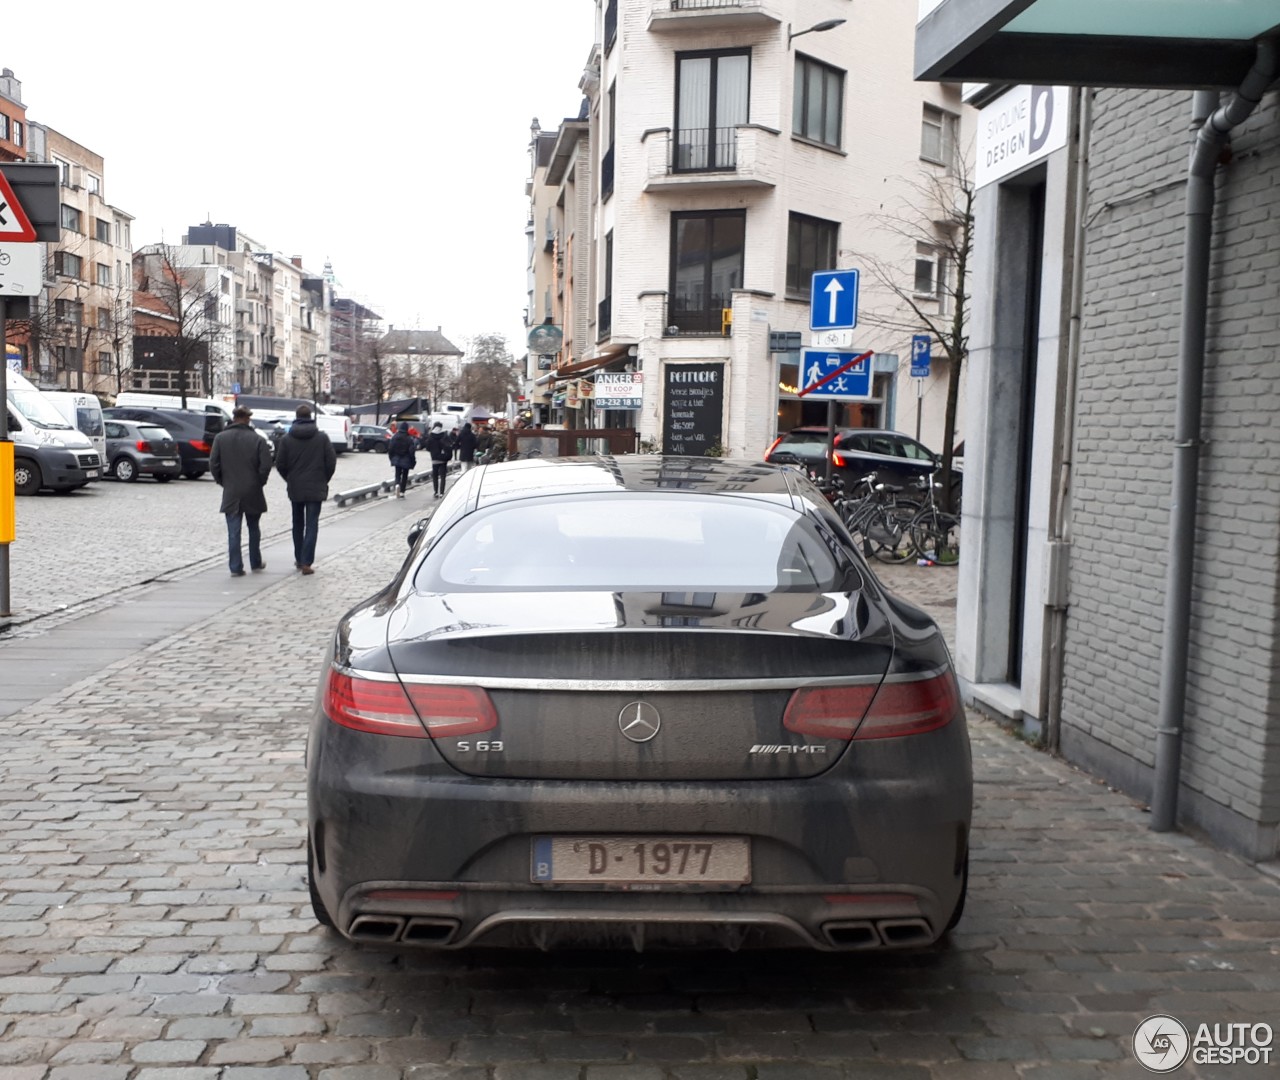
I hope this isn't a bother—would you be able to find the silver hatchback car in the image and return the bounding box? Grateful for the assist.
[103,418,181,482]
[306,457,972,951]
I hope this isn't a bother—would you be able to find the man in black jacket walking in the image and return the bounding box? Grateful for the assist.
[209,405,273,576]
[424,422,452,498]
[274,405,337,575]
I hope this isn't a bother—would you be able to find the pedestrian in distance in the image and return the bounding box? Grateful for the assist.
[456,420,477,473]
[424,421,452,499]
[387,421,417,499]
[209,405,273,577]
[274,404,337,575]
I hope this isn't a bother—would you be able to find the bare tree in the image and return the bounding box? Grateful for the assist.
[852,164,974,513]
[133,244,227,406]
[363,334,404,424]
[457,334,521,412]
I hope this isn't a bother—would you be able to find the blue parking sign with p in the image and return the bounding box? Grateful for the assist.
[810,269,860,331]
[910,335,931,378]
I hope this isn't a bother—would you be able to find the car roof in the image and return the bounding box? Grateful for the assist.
[786,426,908,438]
[471,456,798,511]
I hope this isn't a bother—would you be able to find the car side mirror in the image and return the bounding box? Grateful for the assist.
[407,518,429,549]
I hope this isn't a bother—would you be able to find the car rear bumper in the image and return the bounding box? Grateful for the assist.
[307,719,971,951]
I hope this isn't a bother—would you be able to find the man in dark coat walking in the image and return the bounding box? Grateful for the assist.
[456,421,477,473]
[387,421,417,498]
[424,422,452,499]
[274,404,337,575]
[210,405,274,576]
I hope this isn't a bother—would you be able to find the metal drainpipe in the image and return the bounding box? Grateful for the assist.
[1151,39,1278,833]
[1043,87,1092,754]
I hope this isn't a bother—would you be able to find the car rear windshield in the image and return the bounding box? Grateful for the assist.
[782,431,832,446]
[418,495,843,593]
[137,426,172,442]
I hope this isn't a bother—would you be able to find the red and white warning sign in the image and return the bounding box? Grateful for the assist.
[0,172,37,242]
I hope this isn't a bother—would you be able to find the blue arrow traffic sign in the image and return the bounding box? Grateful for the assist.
[810,269,860,331]
[798,348,872,400]
[910,334,931,378]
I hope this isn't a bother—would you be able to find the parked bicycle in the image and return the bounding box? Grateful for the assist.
[908,471,961,566]
[836,472,922,564]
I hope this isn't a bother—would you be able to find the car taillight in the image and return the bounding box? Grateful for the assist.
[323,668,497,739]
[831,450,848,468]
[136,440,152,453]
[190,440,211,454]
[764,435,784,460]
[783,672,960,740]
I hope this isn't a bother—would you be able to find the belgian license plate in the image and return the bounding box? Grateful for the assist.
[531,836,750,885]
[85,469,99,478]
[161,459,177,466]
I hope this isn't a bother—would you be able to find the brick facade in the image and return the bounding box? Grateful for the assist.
[1061,89,1280,859]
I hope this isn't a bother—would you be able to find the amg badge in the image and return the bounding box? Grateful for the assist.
[749,744,828,754]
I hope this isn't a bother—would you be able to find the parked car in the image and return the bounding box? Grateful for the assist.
[5,371,101,495]
[351,424,393,453]
[306,456,972,951]
[102,419,182,482]
[766,427,961,502]
[103,406,224,480]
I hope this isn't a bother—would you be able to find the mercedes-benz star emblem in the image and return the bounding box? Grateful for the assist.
[619,701,662,743]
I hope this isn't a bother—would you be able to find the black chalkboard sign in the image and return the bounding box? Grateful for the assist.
[662,362,724,455]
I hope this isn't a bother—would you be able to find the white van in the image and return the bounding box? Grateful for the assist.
[42,391,107,466]
[114,391,234,421]
[5,371,102,494]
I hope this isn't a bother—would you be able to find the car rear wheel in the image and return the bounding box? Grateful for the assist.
[374,443,387,453]
[307,835,334,929]
[183,471,205,480]
[114,456,138,482]
[154,474,172,483]
[14,459,41,496]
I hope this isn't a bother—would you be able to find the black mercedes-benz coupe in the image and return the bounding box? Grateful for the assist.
[306,456,972,951]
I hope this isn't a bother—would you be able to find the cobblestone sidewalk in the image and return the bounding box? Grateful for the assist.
[0,517,1277,1079]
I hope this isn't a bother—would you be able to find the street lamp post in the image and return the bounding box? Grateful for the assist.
[787,18,846,48]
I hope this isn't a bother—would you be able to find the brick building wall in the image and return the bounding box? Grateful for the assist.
[1061,88,1280,857]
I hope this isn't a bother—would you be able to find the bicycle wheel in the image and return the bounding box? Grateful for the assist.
[912,511,961,566]
[863,505,917,563]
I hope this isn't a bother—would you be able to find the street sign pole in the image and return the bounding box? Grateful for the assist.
[1,295,11,619]
[825,398,836,489]
[916,376,924,442]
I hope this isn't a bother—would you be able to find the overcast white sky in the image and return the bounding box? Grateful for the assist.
[5,0,594,359]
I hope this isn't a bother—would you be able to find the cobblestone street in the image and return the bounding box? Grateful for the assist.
[0,476,1278,1079]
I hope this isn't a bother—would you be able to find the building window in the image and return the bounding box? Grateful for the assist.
[921,105,956,166]
[604,0,617,52]
[97,263,111,287]
[669,210,745,335]
[96,218,111,242]
[792,55,843,149]
[0,115,8,141]
[12,121,21,147]
[87,174,101,196]
[786,213,839,296]
[60,204,82,232]
[54,157,73,186]
[97,351,112,375]
[54,251,82,279]
[599,230,613,340]
[674,49,750,172]
[914,244,947,299]
[55,298,83,323]
[97,309,111,331]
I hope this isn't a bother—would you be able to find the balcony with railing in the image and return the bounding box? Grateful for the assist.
[648,0,781,33]
[643,124,779,192]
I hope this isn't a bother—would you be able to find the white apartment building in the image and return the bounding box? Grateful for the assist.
[530,0,973,458]
[25,124,134,396]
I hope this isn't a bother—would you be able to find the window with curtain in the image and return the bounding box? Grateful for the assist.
[669,211,746,334]
[675,49,750,172]
[792,55,844,148]
[786,213,839,296]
